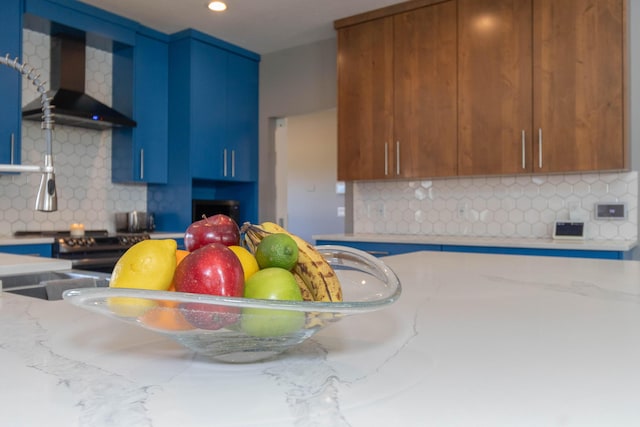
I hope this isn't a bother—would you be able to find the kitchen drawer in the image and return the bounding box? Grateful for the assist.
[0,244,52,257]
[315,240,440,257]
[441,245,629,260]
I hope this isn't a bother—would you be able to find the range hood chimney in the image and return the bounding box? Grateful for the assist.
[22,35,136,130]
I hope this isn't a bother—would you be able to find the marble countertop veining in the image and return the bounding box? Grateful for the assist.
[314,233,638,251]
[2,250,640,426]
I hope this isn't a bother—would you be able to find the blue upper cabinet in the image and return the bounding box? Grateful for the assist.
[147,30,260,232]
[186,33,259,182]
[190,39,227,180]
[0,0,23,168]
[112,29,169,184]
[226,53,259,182]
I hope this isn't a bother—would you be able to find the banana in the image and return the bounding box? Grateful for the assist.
[292,271,315,302]
[240,221,343,302]
[259,221,343,302]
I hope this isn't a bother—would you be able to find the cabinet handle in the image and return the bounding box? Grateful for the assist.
[139,148,144,180]
[10,133,15,165]
[223,148,228,177]
[384,142,389,176]
[396,141,400,175]
[231,149,236,178]
[521,130,526,169]
[538,128,543,169]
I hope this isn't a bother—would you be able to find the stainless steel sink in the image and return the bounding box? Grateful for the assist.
[1,270,110,301]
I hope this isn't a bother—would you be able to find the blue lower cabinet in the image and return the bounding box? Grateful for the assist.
[0,244,52,257]
[315,240,440,257]
[174,238,185,251]
[315,239,628,260]
[441,245,627,260]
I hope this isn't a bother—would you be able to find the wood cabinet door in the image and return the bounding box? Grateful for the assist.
[337,17,394,181]
[393,0,458,179]
[533,0,625,172]
[458,0,533,176]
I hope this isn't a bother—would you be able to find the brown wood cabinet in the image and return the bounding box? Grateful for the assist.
[336,0,457,181]
[459,0,626,175]
[337,0,627,180]
[458,0,533,176]
[533,0,625,173]
[336,17,393,181]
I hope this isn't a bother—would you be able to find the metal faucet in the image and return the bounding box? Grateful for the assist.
[0,54,57,212]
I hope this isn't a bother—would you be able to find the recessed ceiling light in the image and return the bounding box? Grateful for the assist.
[208,1,227,12]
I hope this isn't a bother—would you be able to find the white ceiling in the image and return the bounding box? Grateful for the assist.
[78,0,402,55]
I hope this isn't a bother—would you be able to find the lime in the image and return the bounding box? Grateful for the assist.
[228,245,260,280]
[254,233,299,270]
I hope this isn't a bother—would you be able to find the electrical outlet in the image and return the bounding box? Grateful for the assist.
[595,203,626,220]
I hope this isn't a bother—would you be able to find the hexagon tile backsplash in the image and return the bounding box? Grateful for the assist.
[354,172,638,241]
[0,30,146,236]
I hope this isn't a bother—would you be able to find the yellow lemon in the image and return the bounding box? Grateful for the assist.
[108,239,177,317]
[228,245,260,280]
[107,296,157,318]
[110,239,178,290]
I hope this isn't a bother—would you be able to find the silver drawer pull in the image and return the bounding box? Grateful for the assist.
[396,141,400,175]
[384,142,389,176]
[10,133,15,165]
[538,128,543,169]
[140,148,144,180]
[521,130,526,169]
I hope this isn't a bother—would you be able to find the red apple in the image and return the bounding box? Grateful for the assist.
[174,243,244,330]
[184,214,240,251]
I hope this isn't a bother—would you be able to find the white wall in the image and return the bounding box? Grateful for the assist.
[258,38,337,224]
[279,109,344,242]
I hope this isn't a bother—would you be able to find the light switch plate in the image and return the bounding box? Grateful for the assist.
[595,203,626,220]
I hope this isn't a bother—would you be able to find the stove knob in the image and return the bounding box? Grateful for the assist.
[87,237,95,246]
[120,236,128,245]
[66,238,76,247]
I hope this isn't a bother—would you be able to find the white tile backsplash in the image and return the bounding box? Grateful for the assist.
[0,30,146,235]
[354,172,638,241]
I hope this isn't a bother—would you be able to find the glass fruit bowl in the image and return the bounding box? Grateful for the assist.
[63,245,401,363]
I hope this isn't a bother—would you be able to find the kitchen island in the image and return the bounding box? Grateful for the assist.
[2,250,640,426]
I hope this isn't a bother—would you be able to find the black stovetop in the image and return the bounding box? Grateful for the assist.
[14,230,110,238]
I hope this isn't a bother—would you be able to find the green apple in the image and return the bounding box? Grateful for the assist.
[241,267,305,337]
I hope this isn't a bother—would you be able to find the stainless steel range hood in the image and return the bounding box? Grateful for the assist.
[22,35,136,130]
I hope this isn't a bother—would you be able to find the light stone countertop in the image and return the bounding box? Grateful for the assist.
[314,233,638,252]
[0,253,71,276]
[2,250,640,426]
